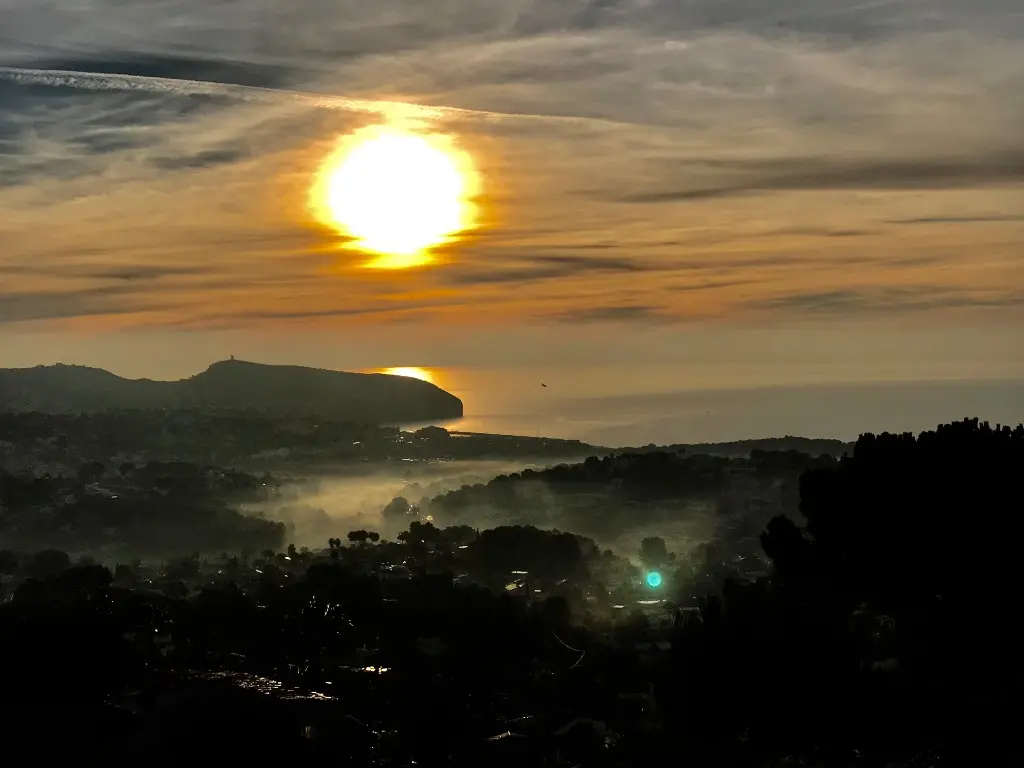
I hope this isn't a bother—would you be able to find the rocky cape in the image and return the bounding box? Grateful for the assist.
[0,359,463,423]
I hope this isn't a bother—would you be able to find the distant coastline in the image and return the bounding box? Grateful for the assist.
[0,359,464,424]
[409,376,1024,448]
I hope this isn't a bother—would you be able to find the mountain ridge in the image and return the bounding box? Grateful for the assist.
[0,359,463,423]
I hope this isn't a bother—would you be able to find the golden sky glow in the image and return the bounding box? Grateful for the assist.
[309,125,478,269]
[0,2,1022,365]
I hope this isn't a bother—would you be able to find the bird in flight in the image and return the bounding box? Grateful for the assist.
[541,383,547,388]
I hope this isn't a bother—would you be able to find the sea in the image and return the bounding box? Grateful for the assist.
[397,365,1024,448]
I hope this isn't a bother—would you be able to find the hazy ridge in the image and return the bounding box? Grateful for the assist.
[0,359,463,423]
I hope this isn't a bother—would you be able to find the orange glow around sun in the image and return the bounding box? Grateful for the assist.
[310,125,479,269]
[377,366,436,384]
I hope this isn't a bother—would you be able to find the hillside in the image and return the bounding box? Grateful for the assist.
[677,436,852,457]
[617,436,852,457]
[422,447,838,568]
[0,359,463,423]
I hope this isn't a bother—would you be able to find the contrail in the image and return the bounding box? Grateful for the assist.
[0,65,626,129]
[0,65,446,119]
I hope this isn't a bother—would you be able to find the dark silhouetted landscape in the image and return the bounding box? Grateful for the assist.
[0,360,463,423]
[2,371,1021,764]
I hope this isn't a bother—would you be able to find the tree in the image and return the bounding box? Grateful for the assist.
[54,564,112,598]
[441,525,478,547]
[328,537,343,559]
[404,520,441,546]
[471,526,585,580]
[617,609,651,645]
[113,563,134,586]
[31,549,71,579]
[725,418,1024,754]
[165,555,200,582]
[639,536,669,569]
[77,461,106,484]
[0,549,19,576]
[382,496,411,520]
[764,419,1024,630]
[367,531,380,543]
[164,581,188,601]
[541,595,571,629]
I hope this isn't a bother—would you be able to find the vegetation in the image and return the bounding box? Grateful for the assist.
[671,418,1024,763]
[0,417,1020,764]
[424,447,837,595]
[628,435,853,457]
[0,461,284,555]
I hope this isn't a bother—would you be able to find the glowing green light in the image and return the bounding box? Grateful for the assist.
[646,571,663,588]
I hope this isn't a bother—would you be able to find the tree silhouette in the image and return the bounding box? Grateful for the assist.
[690,418,1024,759]
[76,461,106,484]
[639,536,669,569]
[347,530,373,545]
[402,520,441,546]
[30,549,71,579]
[54,564,112,599]
[382,496,411,520]
[0,549,19,576]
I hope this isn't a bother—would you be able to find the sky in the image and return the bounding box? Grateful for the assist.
[1,1,1022,437]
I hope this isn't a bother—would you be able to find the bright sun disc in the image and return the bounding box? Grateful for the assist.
[311,125,477,267]
[379,366,435,384]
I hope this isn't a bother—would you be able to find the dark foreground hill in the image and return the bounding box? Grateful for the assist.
[0,359,463,423]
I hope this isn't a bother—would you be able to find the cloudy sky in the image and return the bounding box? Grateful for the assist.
[1,1,1022,396]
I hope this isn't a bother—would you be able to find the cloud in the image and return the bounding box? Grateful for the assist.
[825,230,873,238]
[30,53,303,90]
[0,1,1022,328]
[0,285,182,323]
[150,298,462,330]
[0,65,609,127]
[148,145,252,170]
[546,304,667,323]
[672,278,757,293]
[89,265,216,281]
[622,152,1024,203]
[888,215,1024,225]
[752,287,1024,315]
[0,262,214,281]
[440,252,650,285]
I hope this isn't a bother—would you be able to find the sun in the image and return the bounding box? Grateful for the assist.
[378,366,435,384]
[311,125,478,268]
